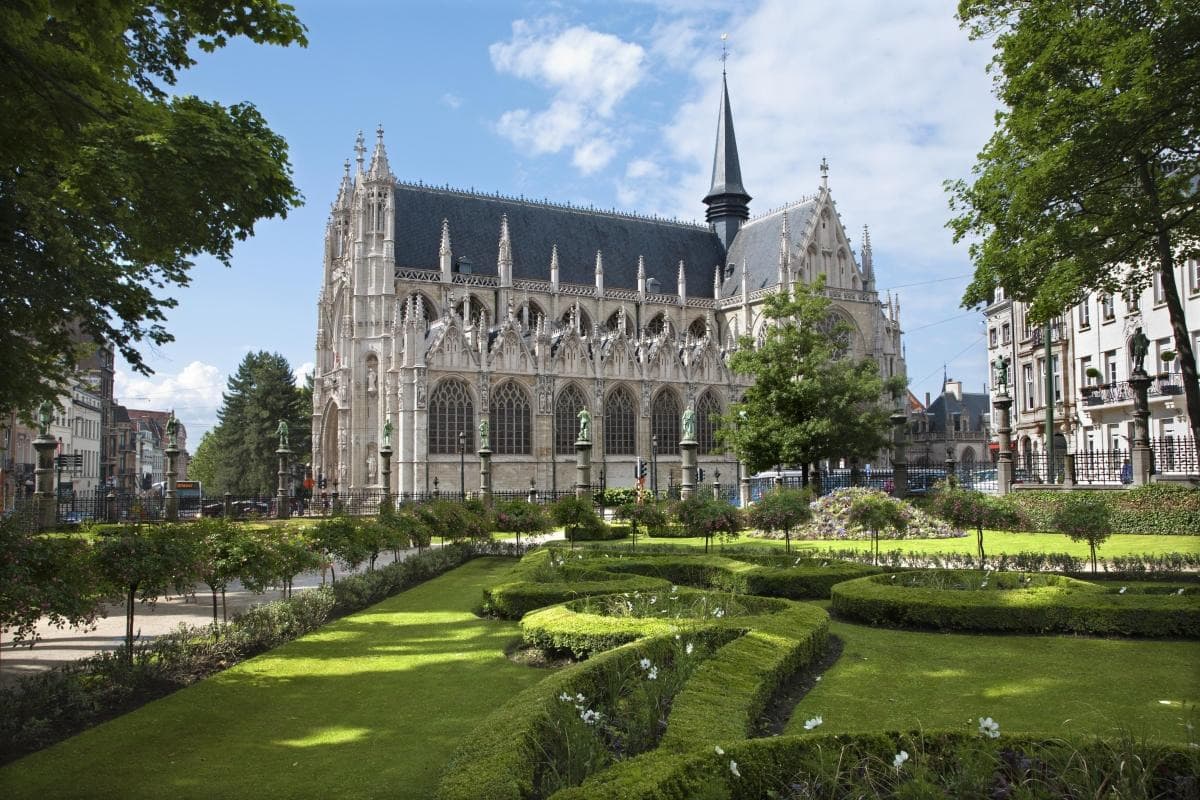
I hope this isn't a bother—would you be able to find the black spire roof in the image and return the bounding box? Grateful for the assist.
[703,75,751,251]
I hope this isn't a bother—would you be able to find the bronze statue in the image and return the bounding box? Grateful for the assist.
[37,400,52,436]
[276,419,290,448]
[577,408,591,442]
[992,356,1009,392]
[1130,327,1150,373]
[383,420,393,448]
[681,405,696,441]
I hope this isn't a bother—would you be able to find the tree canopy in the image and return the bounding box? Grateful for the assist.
[722,280,904,476]
[0,1,306,416]
[948,0,1200,442]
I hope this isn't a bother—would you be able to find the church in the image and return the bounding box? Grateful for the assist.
[311,75,906,496]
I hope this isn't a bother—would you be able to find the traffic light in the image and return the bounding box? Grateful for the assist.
[638,460,648,479]
[318,477,327,489]
[698,467,706,483]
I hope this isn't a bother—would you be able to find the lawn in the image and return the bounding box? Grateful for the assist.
[0,558,547,800]
[595,531,1199,559]
[787,611,1200,744]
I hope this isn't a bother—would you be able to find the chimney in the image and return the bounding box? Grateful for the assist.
[924,391,931,408]
[945,379,963,401]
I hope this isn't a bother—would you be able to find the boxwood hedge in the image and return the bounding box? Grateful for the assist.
[1002,484,1200,534]
[831,570,1200,637]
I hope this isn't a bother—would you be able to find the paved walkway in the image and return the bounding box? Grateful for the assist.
[0,533,560,686]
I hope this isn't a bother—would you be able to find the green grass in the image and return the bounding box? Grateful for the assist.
[0,558,548,800]
[786,610,1200,743]
[590,531,1199,559]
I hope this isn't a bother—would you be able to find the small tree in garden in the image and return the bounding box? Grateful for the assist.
[745,487,813,553]
[94,525,199,659]
[674,495,741,553]
[398,506,433,553]
[552,496,601,548]
[1052,495,1112,572]
[427,500,491,544]
[244,525,320,598]
[0,520,100,664]
[847,493,908,566]
[192,517,250,625]
[929,484,1022,564]
[616,496,668,551]
[310,515,370,583]
[493,500,550,547]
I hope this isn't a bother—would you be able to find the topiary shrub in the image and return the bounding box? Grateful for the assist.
[1006,484,1200,534]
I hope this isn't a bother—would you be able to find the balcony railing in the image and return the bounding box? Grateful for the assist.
[1079,372,1187,407]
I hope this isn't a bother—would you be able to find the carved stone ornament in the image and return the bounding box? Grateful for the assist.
[415,369,427,409]
[478,372,490,408]
[641,382,652,417]
[536,374,554,414]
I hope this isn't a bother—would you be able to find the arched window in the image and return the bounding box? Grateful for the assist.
[429,379,474,454]
[604,386,636,455]
[687,317,707,339]
[490,381,531,455]
[560,306,592,334]
[651,390,680,454]
[554,384,588,455]
[961,448,976,469]
[696,390,722,455]
[646,312,669,337]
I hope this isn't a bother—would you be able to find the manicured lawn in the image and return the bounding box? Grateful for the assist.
[787,611,1200,743]
[0,558,547,800]
[605,531,1199,559]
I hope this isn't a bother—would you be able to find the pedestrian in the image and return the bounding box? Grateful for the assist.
[1120,458,1132,484]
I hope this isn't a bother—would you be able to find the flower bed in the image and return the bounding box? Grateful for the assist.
[831,570,1200,637]
[752,488,962,541]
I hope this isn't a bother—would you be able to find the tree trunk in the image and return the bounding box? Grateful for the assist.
[1091,542,1098,573]
[221,588,227,623]
[125,585,137,660]
[977,524,985,564]
[1137,155,1200,445]
[211,587,219,625]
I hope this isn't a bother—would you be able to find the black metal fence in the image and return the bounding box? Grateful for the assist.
[1014,437,1197,486]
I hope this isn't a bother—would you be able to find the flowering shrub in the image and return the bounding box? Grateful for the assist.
[752,488,961,541]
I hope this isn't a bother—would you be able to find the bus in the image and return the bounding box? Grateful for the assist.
[152,480,204,516]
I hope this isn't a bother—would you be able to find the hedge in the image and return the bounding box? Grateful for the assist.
[831,570,1200,637]
[572,523,629,542]
[1001,484,1200,535]
[550,730,1200,800]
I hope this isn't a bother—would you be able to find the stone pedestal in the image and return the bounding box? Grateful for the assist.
[33,434,57,531]
[1129,370,1153,486]
[739,462,751,507]
[276,446,293,520]
[680,439,698,499]
[889,412,909,498]
[478,446,493,506]
[575,440,593,500]
[164,444,179,521]
[944,452,957,487]
[1062,452,1076,487]
[223,492,233,518]
[994,394,1014,495]
[380,445,393,504]
[712,481,721,500]
[106,492,117,524]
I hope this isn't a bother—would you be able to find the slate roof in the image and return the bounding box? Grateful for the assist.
[925,391,991,434]
[392,184,726,294]
[704,75,750,202]
[720,200,819,298]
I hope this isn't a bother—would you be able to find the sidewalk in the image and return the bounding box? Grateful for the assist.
[0,533,561,686]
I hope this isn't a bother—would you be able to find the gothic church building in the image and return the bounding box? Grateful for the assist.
[312,77,906,494]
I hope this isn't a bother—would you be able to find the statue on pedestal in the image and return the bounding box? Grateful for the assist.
[165,412,179,448]
[276,419,290,449]
[37,400,52,436]
[577,408,591,443]
[383,420,393,448]
[1130,327,1150,373]
[479,418,490,450]
[993,356,1009,393]
[681,405,696,441]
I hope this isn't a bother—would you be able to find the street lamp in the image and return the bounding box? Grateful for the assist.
[651,434,658,497]
[458,430,466,499]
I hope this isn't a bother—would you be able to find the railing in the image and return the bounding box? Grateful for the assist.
[1079,373,1187,407]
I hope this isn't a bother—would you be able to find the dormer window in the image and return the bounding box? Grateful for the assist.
[454,256,473,275]
[725,262,735,280]
[646,277,661,294]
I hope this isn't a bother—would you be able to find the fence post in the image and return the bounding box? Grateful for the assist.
[223,492,232,519]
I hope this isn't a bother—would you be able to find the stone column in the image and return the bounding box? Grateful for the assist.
[276,445,292,520]
[1062,452,1076,488]
[380,444,392,505]
[575,438,592,500]
[223,491,232,518]
[739,462,751,507]
[712,468,722,500]
[106,491,117,524]
[680,438,698,499]
[889,411,909,498]
[944,447,957,488]
[164,443,179,521]
[478,445,493,506]
[994,393,1014,495]
[1129,370,1153,486]
[33,433,57,531]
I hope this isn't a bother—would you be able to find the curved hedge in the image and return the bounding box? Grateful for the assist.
[550,730,1200,800]
[831,570,1200,637]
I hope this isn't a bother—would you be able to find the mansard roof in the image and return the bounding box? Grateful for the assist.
[392,183,726,293]
[720,199,819,297]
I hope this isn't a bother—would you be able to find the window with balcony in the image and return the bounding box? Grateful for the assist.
[1078,298,1090,328]
[1001,323,1011,344]
[1104,350,1118,385]
[1100,295,1115,321]
[1052,355,1062,403]
[1079,356,1094,386]
[989,327,998,347]
[1023,364,1035,411]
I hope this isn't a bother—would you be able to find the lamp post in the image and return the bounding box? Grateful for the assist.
[651,434,658,498]
[458,430,466,499]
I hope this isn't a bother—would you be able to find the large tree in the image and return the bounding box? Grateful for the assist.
[721,280,904,478]
[208,352,309,495]
[0,1,306,417]
[948,0,1200,443]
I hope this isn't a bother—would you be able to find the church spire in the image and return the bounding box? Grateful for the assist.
[702,71,751,252]
[367,125,391,179]
[497,214,512,287]
[334,159,352,211]
[861,224,875,290]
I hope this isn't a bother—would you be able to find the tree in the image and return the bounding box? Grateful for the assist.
[310,515,368,583]
[93,525,198,658]
[615,497,668,551]
[492,500,550,547]
[673,495,742,553]
[551,497,602,549]
[1052,495,1112,572]
[187,431,218,493]
[208,352,309,495]
[192,517,250,625]
[846,493,908,566]
[929,484,1023,563]
[722,280,905,479]
[745,487,813,554]
[949,0,1200,444]
[0,1,306,417]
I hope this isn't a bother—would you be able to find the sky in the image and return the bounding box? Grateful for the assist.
[114,0,1002,443]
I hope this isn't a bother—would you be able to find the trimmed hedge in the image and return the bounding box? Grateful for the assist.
[572,523,629,541]
[1002,484,1200,534]
[551,730,1200,800]
[831,570,1200,637]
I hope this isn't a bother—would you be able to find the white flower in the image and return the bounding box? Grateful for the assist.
[978,716,1000,739]
[640,657,651,670]
[713,607,725,618]
[575,692,586,704]
[803,715,823,730]
[815,676,822,682]
[1119,586,1127,594]
[650,596,657,605]
[714,745,724,755]
[671,584,678,593]
[686,642,694,655]
[558,692,571,702]
[729,760,741,778]
[580,708,602,725]
[1178,588,1186,595]
[893,750,909,769]
[648,666,658,680]
[794,557,802,565]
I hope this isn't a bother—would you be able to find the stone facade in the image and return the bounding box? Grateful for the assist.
[312,80,906,495]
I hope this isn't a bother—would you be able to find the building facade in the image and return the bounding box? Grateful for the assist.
[909,379,991,470]
[983,258,1200,478]
[312,77,906,494]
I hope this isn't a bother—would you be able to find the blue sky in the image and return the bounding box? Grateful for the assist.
[114,0,1000,442]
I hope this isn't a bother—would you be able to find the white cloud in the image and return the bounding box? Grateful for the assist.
[440,92,463,109]
[295,361,315,388]
[115,361,225,441]
[490,20,646,173]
